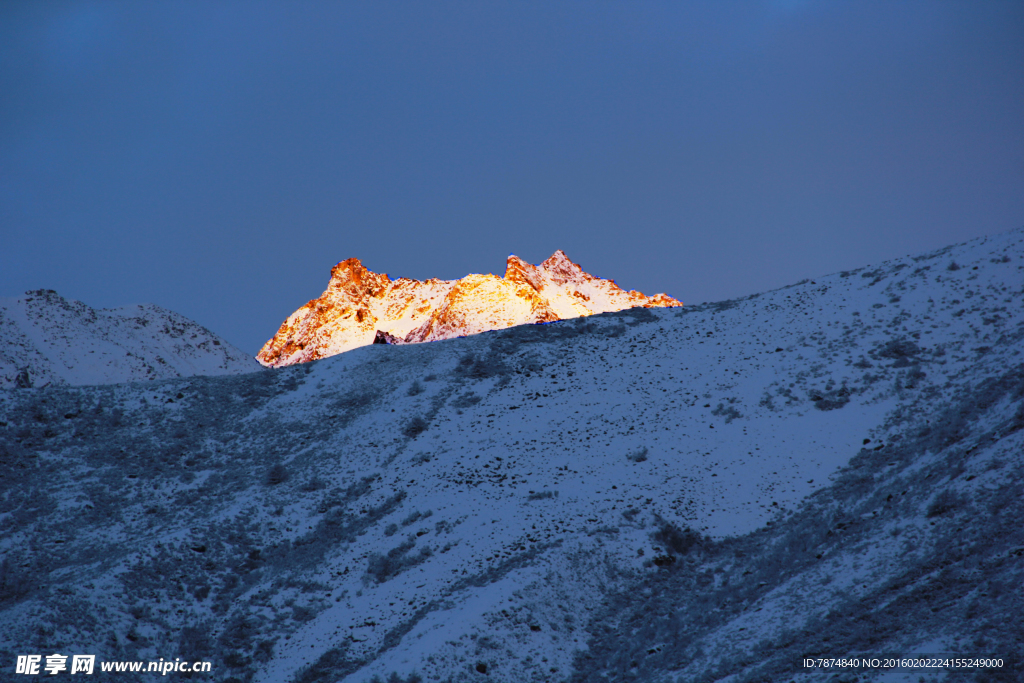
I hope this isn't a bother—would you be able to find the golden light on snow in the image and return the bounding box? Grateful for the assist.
[256,251,681,367]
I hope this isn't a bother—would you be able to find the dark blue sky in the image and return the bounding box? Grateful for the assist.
[2,1,1022,354]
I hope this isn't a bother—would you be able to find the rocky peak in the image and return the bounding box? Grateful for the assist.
[328,258,391,298]
[504,254,545,292]
[257,251,681,367]
[538,249,583,285]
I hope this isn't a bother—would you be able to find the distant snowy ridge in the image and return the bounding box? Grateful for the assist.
[0,289,260,389]
[256,250,681,367]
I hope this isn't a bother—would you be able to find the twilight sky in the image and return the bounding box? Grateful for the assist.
[2,1,1022,354]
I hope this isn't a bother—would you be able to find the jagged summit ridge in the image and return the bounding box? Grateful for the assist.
[256,250,681,367]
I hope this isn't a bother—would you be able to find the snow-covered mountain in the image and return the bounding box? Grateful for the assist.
[1,230,1022,682]
[256,251,681,367]
[0,289,260,389]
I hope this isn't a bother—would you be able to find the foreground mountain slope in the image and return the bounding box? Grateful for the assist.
[0,229,1021,682]
[256,251,681,367]
[0,289,260,388]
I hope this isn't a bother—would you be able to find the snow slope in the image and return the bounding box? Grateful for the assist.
[0,230,1021,682]
[0,289,260,389]
[257,251,680,367]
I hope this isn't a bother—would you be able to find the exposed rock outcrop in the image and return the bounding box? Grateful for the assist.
[257,251,681,367]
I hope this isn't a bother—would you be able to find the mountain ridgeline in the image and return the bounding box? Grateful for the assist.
[0,289,258,389]
[256,250,681,367]
[1,230,1022,682]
